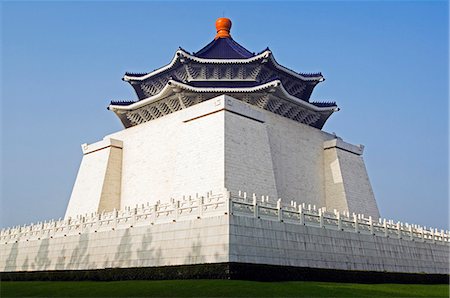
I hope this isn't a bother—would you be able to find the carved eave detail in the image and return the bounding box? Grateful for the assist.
[110,80,337,129]
[124,50,323,102]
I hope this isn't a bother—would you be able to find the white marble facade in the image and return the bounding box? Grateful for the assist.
[1,191,448,274]
[66,95,380,219]
[5,94,446,276]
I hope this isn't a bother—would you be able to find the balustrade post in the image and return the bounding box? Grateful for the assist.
[174,201,179,222]
[319,209,323,228]
[253,194,258,218]
[65,218,70,236]
[113,209,118,230]
[383,219,388,237]
[277,199,282,222]
[39,222,44,239]
[94,214,100,232]
[337,212,342,230]
[225,190,231,215]
[131,207,137,226]
[353,214,359,233]
[299,205,304,225]
[53,220,57,236]
[80,217,85,234]
[198,196,204,218]
[369,216,374,235]
[397,223,401,239]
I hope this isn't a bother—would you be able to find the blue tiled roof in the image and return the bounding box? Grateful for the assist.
[110,100,136,106]
[124,72,147,78]
[311,101,337,108]
[194,38,254,59]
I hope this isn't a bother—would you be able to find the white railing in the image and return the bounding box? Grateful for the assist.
[0,191,227,243]
[231,191,450,245]
[1,190,449,245]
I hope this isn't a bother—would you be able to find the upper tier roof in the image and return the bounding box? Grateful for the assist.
[111,18,337,130]
[194,37,254,59]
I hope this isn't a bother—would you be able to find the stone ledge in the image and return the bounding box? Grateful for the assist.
[81,138,123,155]
[182,95,265,123]
[324,137,364,155]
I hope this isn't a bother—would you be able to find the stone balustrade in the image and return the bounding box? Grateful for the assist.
[1,190,449,245]
[231,191,450,245]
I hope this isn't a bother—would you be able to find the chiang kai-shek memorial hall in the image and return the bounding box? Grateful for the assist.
[1,18,448,282]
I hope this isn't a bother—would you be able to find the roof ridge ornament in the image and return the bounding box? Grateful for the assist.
[215,17,232,39]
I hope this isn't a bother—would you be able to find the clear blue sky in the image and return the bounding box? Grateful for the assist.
[1,1,448,229]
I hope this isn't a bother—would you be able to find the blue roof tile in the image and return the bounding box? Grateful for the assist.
[194,38,254,59]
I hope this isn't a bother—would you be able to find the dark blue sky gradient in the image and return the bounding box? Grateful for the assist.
[1,1,448,229]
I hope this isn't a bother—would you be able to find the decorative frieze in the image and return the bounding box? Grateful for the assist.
[134,62,311,102]
[120,91,331,128]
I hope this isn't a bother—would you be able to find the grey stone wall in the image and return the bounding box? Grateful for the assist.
[229,216,449,274]
[1,216,229,272]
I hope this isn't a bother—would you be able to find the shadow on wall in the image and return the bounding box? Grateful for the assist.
[135,227,162,267]
[21,256,29,271]
[3,224,226,272]
[34,238,51,270]
[4,242,19,271]
[6,238,53,272]
[114,229,133,267]
[68,233,90,270]
[55,248,67,270]
[185,234,204,264]
[113,227,165,268]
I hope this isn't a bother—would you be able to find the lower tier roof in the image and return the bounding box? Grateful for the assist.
[109,80,337,129]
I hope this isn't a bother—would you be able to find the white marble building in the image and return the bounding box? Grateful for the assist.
[1,18,448,280]
[66,94,379,220]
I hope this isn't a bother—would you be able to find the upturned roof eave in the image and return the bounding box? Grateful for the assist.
[109,79,337,113]
[268,54,324,83]
[122,49,324,83]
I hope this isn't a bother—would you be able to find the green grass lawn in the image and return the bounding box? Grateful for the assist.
[1,280,448,297]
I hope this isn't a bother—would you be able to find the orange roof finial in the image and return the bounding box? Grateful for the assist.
[215,17,232,39]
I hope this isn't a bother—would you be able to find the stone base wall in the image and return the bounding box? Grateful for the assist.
[230,216,449,274]
[1,193,448,276]
[1,216,229,272]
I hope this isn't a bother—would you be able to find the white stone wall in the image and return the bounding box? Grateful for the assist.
[224,110,278,199]
[98,146,123,213]
[1,216,229,272]
[2,195,448,274]
[65,139,123,219]
[229,216,449,274]
[65,94,379,223]
[323,148,347,212]
[264,111,334,207]
[2,192,448,274]
[324,139,380,218]
[103,101,226,209]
